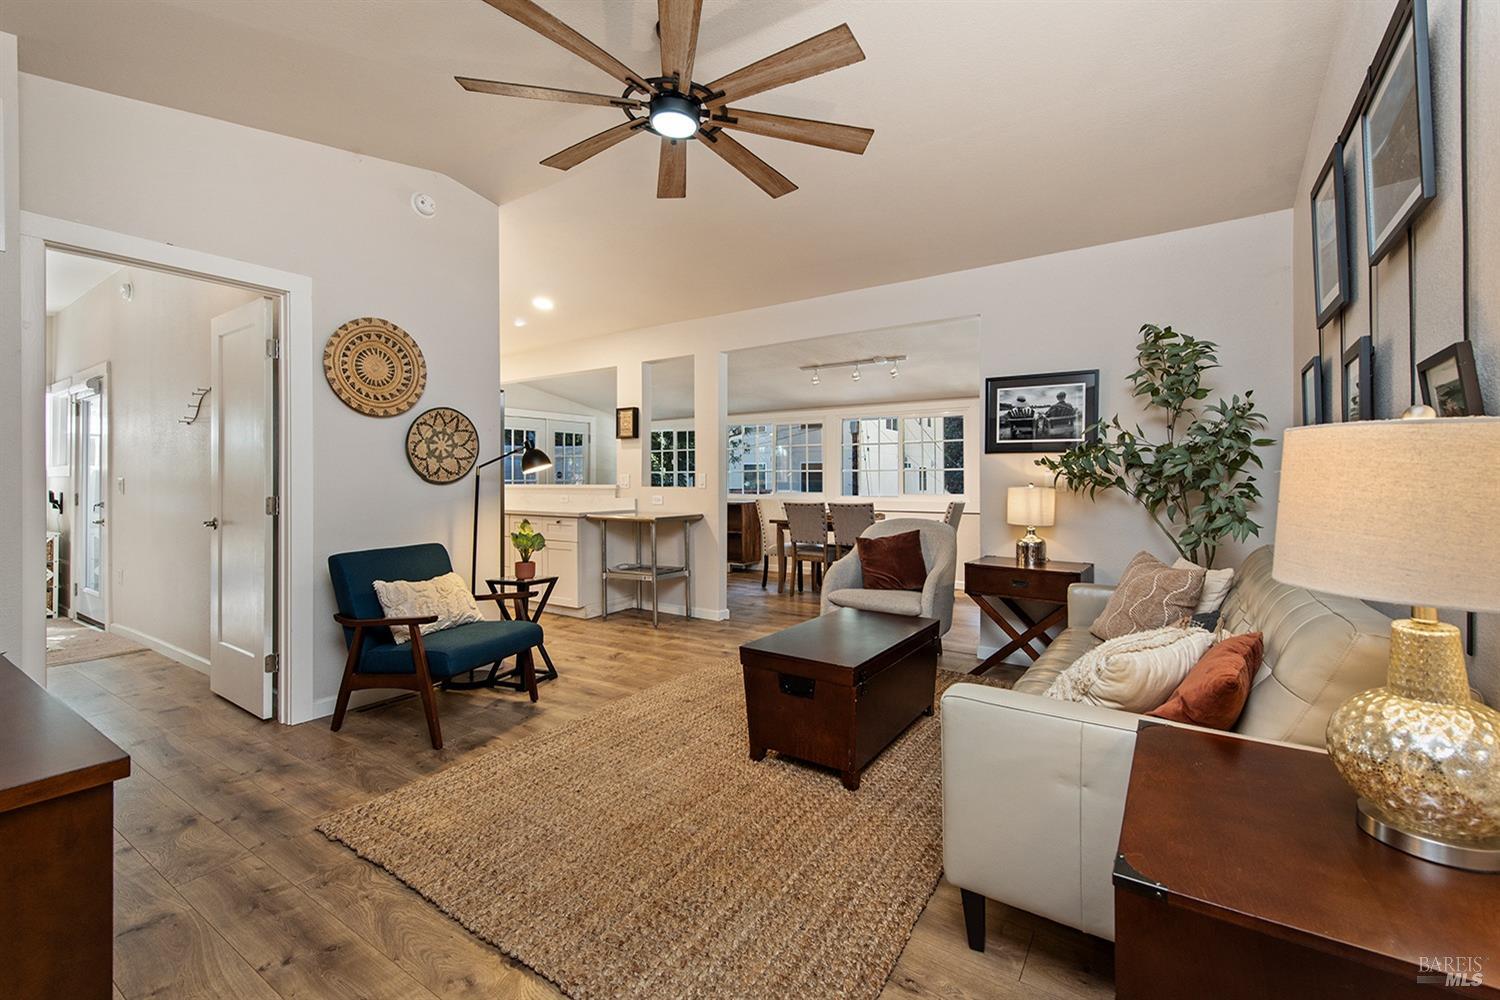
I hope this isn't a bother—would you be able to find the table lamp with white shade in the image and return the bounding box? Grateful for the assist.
[1007,483,1056,567]
[1273,415,1500,871]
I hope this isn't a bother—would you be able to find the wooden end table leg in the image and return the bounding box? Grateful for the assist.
[748,742,767,762]
[841,769,861,791]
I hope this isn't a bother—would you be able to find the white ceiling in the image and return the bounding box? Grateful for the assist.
[4,0,1346,345]
[45,250,123,315]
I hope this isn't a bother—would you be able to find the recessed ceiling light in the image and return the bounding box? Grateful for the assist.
[513,318,527,327]
[531,296,555,311]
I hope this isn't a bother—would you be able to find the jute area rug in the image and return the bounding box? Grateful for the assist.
[46,620,145,667]
[319,660,1005,1000]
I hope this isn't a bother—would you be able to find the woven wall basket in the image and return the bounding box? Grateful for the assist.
[323,317,427,417]
[406,407,479,484]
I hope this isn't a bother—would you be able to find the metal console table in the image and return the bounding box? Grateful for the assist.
[586,512,705,628]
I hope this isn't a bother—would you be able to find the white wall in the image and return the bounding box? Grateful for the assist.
[48,264,260,668]
[0,34,24,675]
[504,210,1294,636]
[15,75,501,718]
[1289,0,1499,700]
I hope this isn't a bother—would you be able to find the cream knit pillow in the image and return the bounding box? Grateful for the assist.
[1174,557,1235,614]
[1045,626,1214,712]
[372,572,483,644]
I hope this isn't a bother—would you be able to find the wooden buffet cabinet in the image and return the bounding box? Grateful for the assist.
[726,499,762,569]
[0,655,130,998]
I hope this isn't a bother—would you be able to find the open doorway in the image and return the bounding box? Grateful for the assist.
[41,248,281,719]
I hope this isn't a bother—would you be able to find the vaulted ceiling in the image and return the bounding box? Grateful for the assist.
[3,0,1346,347]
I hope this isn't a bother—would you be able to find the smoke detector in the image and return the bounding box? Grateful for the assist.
[411,192,437,218]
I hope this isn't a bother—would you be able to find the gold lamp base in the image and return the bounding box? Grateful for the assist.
[1326,615,1500,872]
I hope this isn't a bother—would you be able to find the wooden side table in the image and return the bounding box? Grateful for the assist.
[963,556,1093,674]
[445,576,560,692]
[1115,724,1500,998]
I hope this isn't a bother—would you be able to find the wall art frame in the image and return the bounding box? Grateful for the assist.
[983,369,1099,454]
[1361,0,1436,265]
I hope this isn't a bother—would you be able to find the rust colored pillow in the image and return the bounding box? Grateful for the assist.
[1147,632,1264,730]
[856,531,928,591]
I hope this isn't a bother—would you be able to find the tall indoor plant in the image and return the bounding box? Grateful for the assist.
[1036,324,1273,568]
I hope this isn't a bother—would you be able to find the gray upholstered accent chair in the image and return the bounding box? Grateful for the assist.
[820,517,958,635]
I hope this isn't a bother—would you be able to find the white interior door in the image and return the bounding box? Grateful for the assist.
[209,298,276,718]
[70,372,108,624]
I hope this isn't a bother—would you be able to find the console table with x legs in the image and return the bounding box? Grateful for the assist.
[964,556,1094,674]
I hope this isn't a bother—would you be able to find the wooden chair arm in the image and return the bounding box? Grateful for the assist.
[334,613,439,628]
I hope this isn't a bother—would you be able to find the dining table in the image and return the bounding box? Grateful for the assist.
[767,511,885,594]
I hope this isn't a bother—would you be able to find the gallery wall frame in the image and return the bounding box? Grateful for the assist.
[1311,142,1350,328]
[1360,0,1436,265]
[1300,356,1326,425]
[1341,336,1374,422]
[1417,341,1485,417]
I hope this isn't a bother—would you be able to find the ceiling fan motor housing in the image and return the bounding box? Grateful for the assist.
[648,91,702,139]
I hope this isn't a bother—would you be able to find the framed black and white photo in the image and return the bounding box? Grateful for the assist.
[983,370,1098,454]
[1361,0,1435,265]
[1341,336,1373,422]
[1300,356,1325,425]
[1311,142,1349,327]
[1417,341,1485,417]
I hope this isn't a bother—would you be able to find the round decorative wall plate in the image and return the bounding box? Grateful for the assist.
[323,317,427,417]
[406,407,480,484]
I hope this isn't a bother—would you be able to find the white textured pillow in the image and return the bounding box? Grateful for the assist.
[372,572,482,644]
[1045,626,1214,712]
[1174,558,1234,614]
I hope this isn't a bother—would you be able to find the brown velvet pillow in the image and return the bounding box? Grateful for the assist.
[856,531,928,591]
[1147,632,1264,730]
[1090,551,1206,641]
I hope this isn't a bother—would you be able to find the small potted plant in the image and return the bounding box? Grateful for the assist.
[510,519,547,580]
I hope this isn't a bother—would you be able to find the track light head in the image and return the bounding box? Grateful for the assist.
[811,368,821,386]
[851,366,861,382]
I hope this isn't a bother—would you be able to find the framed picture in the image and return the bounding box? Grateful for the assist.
[1341,336,1373,422]
[983,370,1098,454]
[615,406,640,439]
[1417,341,1485,417]
[1300,356,1325,425]
[1311,142,1349,328]
[1361,0,1435,265]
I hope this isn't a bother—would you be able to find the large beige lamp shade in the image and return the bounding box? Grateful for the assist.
[1273,417,1500,871]
[1007,483,1055,567]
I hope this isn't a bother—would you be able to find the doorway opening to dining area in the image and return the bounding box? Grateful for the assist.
[721,317,981,604]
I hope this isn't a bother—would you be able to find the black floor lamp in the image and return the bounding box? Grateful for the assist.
[470,442,551,591]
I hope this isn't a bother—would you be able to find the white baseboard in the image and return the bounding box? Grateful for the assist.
[109,623,210,674]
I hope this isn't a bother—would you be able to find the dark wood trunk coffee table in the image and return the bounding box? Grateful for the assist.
[739,608,940,790]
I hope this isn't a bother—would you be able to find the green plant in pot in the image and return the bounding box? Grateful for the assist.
[511,519,547,580]
[1035,324,1274,568]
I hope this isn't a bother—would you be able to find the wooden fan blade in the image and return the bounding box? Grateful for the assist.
[704,24,864,107]
[657,139,688,198]
[696,131,796,198]
[713,108,872,154]
[541,120,647,171]
[484,0,654,94]
[455,78,644,109]
[658,0,703,92]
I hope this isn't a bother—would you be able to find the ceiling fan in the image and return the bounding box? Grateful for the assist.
[458,0,874,199]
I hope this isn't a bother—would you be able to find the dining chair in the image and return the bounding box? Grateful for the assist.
[944,501,966,529]
[828,502,876,560]
[782,501,832,592]
[754,497,788,589]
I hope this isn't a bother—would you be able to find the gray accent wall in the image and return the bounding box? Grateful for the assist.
[1290,0,1498,700]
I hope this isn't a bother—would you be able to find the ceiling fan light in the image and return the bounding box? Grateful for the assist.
[649,93,700,139]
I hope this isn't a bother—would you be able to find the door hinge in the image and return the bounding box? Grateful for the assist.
[264,653,279,674]
[266,338,280,360]
[265,496,280,516]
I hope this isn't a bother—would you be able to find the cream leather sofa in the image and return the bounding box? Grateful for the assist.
[940,546,1390,944]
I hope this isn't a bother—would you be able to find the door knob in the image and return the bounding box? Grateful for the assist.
[202,518,219,529]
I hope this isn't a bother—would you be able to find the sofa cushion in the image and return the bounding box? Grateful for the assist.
[1045,626,1214,711]
[855,530,928,590]
[358,620,543,679]
[1148,632,1263,729]
[825,588,924,617]
[1091,551,1205,641]
[1012,626,1101,695]
[372,571,483,644]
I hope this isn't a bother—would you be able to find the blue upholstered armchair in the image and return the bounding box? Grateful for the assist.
[327,543,543,749]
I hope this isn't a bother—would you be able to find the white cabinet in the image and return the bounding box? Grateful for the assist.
[502,512,607,617]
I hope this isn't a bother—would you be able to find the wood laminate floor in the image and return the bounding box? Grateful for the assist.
[51,572,1114,1000]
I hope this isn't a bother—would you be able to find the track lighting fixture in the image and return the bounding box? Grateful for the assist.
[851,366,861,382]
[799,354,907,386]
[811,368,821,386]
